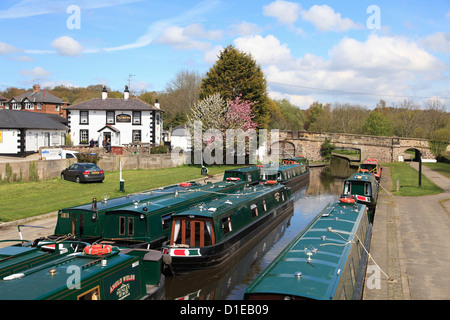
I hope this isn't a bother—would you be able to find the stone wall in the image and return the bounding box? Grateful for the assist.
[0,153,186,183]
[277,131,438,162]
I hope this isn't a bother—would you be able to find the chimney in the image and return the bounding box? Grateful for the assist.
[32,84,40,93]
[155,99,160,109]
[124,85,129,100]
[102,86,107,100]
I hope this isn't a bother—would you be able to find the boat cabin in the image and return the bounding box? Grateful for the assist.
[245,199,372,300]
[358,159,381,180]
[222,166,261,183]
[53,183,199,242]
[162,181,293,273]
[0,246,164,300]
[342,172,378,220]
[99,179,248,248]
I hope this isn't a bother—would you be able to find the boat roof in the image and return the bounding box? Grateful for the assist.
[60,183,197,213]
[0,248,134,300]
[362,159,379,164]
[345,172,375,183]
[172,182,287,219]
[105,180,246,215]
[245,201,367,300]
[260,163,302,173]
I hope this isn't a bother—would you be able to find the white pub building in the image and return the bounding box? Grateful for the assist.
[64,86,163,147]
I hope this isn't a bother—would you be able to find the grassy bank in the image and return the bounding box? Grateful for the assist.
[384,162,444,196]
[0,165,241,222]
[423,162,450,179]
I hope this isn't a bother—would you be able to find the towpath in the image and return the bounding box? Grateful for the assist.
[363,162,450,300]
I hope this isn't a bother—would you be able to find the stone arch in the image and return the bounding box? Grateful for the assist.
[400,147,424,162]
[271,140,295,158]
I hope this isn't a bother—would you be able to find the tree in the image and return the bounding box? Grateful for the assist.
[362,111,393,136]
[200,45,270,128]
[320,138,335,161]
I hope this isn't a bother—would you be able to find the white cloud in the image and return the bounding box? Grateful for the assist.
[204,45,223,64]
[420,32,450,53]
[300,5,362,32]
[263,0,301,25]
[0,42,18,54]
[8,55,34,62]
[234,35,293,66]
[234,33,446,106]
[156,25,212,51]
[51,36,83,56]
[20,66,52,78]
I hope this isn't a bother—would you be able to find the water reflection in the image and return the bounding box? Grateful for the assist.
[164,165,356,300]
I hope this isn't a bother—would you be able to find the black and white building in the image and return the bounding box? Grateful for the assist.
[64,86,163,146]
[0,109,67,155]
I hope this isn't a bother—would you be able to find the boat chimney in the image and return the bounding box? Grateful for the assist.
[102,86,107,100]
[154,99,160,109]
[124,85,129,100]
[92,198,97,210]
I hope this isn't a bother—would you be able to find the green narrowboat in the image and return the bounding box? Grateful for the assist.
[244,198,372,300]
[52,182,199,243]
[260,160,310,193]
[342,172,378,221]
[358,159,382,181]
[0,245,165,300]
[96,179,250,249]
[0,240,86,279]
[162,181,294,274]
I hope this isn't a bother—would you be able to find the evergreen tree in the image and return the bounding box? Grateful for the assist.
[200,45,270,128]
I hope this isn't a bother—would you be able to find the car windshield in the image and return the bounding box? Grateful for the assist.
[82,164,100,170]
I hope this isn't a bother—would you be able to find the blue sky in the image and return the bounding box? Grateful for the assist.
[0,0,449,109]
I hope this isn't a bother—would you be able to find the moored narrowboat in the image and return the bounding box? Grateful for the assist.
[244,198,372,300]
[358,159,382,180]
[342,172,378,221]
[52,182,200,243]
[162,181,293,274]
[0,239,87,279]
[0,245,165,300]
[95,179,249,249]
[259,160,310,194]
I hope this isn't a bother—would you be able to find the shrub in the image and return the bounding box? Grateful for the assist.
[150,145,168,154]
[76,153,102,164]
[320,138,335,161]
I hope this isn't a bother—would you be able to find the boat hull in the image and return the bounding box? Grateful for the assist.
[164,199,294,274]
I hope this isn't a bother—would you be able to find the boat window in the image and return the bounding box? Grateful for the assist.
[343,182,350,195]
[281,191,285,201]
[277,173,282,180]
[247,173,252,182]
[162,213,172,230]
[222,216,232,235]
[78,286,100,300]
[119,217,126,235]
[251,203,258,218]
[262,200,267,212]
[364,183,371,196]
[128,217,134,236]
[171,218,215,247]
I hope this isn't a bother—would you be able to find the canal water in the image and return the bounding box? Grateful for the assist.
[164,162,357,300]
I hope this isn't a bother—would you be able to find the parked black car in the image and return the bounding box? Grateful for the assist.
[61,163,105,183]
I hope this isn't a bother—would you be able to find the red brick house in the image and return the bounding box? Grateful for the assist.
[1,84,70,118]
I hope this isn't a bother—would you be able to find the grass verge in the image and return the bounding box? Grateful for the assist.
[384,162,444,196]
[0,165,241,222]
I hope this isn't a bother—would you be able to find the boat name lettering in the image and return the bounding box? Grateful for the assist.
[110,274,136,294]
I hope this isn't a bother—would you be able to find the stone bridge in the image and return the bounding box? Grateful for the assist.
[271,131,437,162]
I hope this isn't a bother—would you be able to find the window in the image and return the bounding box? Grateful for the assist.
[128,217,134,236]
[106,111,115,124]
[162,213,172,230]
[55,105,60,112]
[222,216,232,235]
[364,183,371,196]
[119,217,126,235]
[25,102,34,110]
[80,111,89,124]
[78,286,100,300]
[132,111,141,125]
[132,130,141,143]
[262,200,267,212]
[12,102,20,110]
[80,130,89,144]
[251,204,258,218]
[37,103,42,110]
